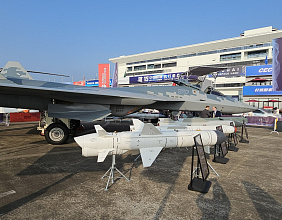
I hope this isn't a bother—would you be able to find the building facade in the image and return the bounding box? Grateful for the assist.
[109,26,282,101]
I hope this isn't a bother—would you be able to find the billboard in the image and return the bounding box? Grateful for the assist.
[207,66,245,78]
[98,64,110,87]
[246,65,273,77]
[272,38,282,91]
[129,72,183,84]
[243,85,282,96]
[73,81,85,86]
[85,79,112,87]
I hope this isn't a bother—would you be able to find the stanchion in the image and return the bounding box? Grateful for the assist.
[270,117,279,135]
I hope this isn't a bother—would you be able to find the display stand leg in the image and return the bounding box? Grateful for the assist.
[207,161,220,177]
[101,155,130,191]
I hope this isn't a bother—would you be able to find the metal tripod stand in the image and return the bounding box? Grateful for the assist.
[101,154,130,191]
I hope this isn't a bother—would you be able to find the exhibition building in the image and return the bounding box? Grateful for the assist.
[109,26,282,109]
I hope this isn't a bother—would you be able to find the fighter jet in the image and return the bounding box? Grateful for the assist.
[0,61,255,144]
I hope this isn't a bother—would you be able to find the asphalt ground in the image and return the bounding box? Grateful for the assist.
[0,121,281,220]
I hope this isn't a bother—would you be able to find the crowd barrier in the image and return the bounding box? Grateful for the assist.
[245,116,282,127]
[9,112,40,122]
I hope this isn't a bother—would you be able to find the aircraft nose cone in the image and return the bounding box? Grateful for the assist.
[215,130,226,144]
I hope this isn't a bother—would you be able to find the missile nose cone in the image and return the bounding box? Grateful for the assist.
[74,135,84,148]
[215,130,226,144]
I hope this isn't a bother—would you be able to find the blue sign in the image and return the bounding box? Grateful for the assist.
[243,85,282,96]
[207,66,245,78]
[85,79,112,86]
[246,65,273,77]
[129,72,184,84]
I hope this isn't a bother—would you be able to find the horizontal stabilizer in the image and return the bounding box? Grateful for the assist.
[48,104,111,121]
[140,147,163,167]
[94,125,108,137]
[97,149,112,162]
[1,61,33,80]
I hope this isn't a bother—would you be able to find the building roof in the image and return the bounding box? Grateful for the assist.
[109,26,282,64]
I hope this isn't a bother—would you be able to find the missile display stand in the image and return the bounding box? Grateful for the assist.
[212,142,229,164]
[101,154,130,191]
[188,134,211,193]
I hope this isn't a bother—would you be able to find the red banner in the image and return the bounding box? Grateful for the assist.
[73,81,85,86]
[98,64,110,87]
[10,112,40,122]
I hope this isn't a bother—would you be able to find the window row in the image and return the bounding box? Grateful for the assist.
[127,62,177,72]
[126,43,272,66]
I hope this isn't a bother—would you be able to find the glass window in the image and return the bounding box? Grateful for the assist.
[247,50,267,58]
[134,65,146,71]
[127,67,132,72]
[162,62,177,68]
[220,53,241,61]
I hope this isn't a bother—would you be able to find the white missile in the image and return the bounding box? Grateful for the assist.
[157,124,236,134]
[74,119,226,168]
[158,118,237,129]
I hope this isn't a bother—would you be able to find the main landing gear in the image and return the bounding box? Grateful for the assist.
[38,113,80,145]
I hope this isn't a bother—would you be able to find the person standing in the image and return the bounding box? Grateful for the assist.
[212,106,222,117]
[200,106,211,118]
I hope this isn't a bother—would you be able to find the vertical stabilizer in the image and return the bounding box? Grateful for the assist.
[1,61,33,80]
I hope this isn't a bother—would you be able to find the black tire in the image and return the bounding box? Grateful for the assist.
[45,123,69,145]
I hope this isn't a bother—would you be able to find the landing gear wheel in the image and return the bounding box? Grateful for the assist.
[45,123,69,145]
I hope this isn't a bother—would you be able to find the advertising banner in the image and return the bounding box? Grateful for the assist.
[129,72,183,84]
[112,63,118,88]
[246,65,273,77]
[73,81,85,86]
[98,64,110,87]
[85,79,112,87]
[243,85,282,96]
[207,66,245,78]
[272,38,282,91]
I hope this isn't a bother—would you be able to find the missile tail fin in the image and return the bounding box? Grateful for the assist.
[97,149,112,162]
[131,119,144,132]
[94,125,108,136]
[140,147,163,167]
[141,123,162,135]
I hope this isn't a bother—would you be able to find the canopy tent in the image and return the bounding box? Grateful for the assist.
[187,66,227,76]
[245,99,261,102]
[247,77,270,83]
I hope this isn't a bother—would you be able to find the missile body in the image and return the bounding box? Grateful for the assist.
[157,125,236,134]
[74,119,226,167]
[158,118,237,131]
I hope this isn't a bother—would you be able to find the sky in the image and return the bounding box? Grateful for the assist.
[1,0,282,82]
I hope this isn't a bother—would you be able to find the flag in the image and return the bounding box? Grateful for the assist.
[265,55,268,64]
[272,38,282,91]
[98,64,110,87]
[112,62,118,88]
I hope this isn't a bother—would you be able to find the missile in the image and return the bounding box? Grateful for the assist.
[158,118,237,128]
[74,119,226,167]
[157,124,236,135]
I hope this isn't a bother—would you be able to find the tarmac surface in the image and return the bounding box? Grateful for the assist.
[0,120,282,220]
